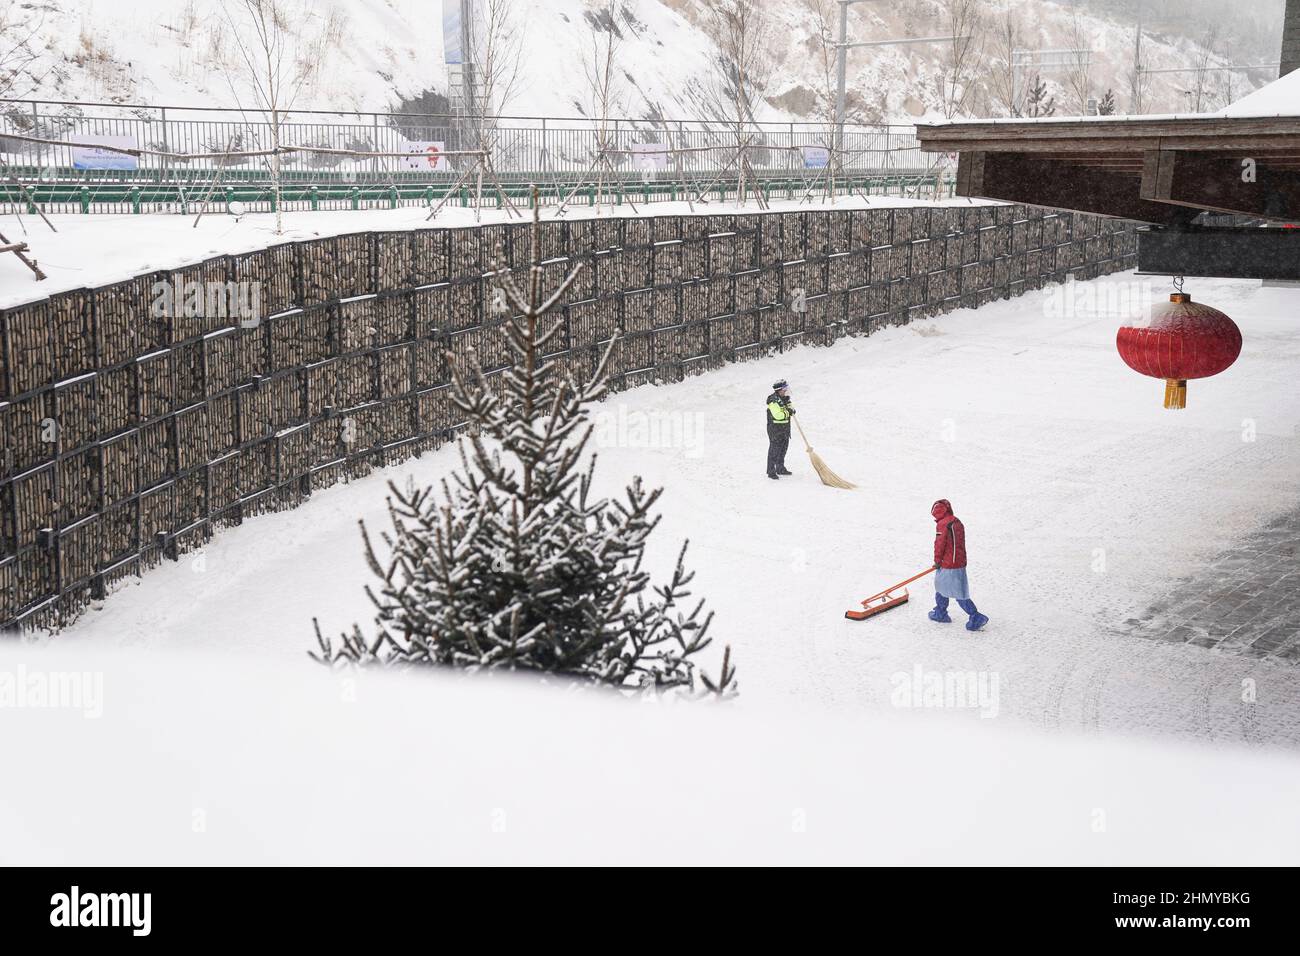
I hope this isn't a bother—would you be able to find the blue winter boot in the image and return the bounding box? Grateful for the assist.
[928,595,951,623]
[957,600,989,632]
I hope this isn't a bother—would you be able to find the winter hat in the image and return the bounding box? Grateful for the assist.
[931,499,953,521]
[772,379,789,391]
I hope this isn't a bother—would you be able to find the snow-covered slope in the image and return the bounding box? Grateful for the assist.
[4,0,1283,122]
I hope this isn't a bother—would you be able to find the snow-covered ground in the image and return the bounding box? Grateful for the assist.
[7,268,1300,863]
[45,270,1300,738]
[4,640,1300,865]
[0,196,996,308]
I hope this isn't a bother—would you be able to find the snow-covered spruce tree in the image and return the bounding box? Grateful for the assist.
[313,198,735,697]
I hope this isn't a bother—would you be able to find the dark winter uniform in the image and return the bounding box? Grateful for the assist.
[929,499,989,631]
[765,381,795,478]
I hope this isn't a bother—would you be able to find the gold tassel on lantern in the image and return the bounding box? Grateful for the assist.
[1164,378,1188,410]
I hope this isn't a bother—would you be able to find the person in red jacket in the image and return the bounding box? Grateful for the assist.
[929,499,989,632]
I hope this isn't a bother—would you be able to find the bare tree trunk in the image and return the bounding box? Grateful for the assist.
[1189,25,1221,112]
[1065,3,1094,115]
[271,105,282,233]
[988,10,1023,117]
[810,0,840,202]
[222,0,323,235]
[472,0,523,211]
[706,0,772,209]
[583,1,622,215]
[937,0,985,119]
[1129,4,1148,115]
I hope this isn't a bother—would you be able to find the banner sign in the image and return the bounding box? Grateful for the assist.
[69,134,139,170]
[802,146,830,170]
[630,143,670,171]
[401,141,449,171]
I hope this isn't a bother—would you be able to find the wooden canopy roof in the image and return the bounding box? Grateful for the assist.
[915,115,1300,224]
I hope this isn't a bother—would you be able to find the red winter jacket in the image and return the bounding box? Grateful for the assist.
[932,499,967,569]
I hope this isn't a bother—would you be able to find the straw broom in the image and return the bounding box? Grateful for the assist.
[793,417,857,490]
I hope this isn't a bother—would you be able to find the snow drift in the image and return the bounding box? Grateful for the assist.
[3,641,1299,865]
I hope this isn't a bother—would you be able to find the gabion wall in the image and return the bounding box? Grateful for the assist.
[0,205,1136,629]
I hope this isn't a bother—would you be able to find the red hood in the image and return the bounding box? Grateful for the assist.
[931,499,953,522]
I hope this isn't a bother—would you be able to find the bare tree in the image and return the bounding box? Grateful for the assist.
[582,0,624,212]
[1064,2,1095,115]
[0,0,47,100]
[434,0,524,220]
[221,0,329,234]
[1128,4,1150,115]
[808,0,842,199]
[466,0,523,157]
[935,0,985,120]
[986,9,1024,117]
[705,0,774,207]
[1187,25,1221,113]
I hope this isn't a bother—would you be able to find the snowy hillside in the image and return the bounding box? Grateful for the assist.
[2,0,1285,122]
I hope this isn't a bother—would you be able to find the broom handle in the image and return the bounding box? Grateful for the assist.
[793,415,812,450]
[894,566,937,590]
[861,566,936,608]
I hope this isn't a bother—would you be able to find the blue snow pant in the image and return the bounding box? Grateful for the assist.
[934,594,980,617]
[766,424,790,474]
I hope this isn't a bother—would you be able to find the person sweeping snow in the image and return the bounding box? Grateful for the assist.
[929,499,990,632]
[765,380,795,479]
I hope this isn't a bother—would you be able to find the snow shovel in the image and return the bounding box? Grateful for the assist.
[793,417,856,490]
[844,566,935,621]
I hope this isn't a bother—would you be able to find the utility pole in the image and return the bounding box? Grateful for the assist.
[834,1,852,152]
[833,0,969,150]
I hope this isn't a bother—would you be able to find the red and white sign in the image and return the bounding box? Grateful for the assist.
[401,141,449,171]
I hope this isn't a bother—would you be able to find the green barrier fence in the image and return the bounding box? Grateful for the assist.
[2,171,957,216]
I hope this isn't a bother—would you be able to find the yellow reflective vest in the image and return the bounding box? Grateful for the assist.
[766,395,793,425]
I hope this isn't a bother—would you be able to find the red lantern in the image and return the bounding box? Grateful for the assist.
[1116,292,1242,409]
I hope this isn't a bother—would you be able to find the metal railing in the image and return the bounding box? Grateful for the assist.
[0,98,942,215]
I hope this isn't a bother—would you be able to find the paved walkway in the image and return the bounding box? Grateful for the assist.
[1125,508,1300,665]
